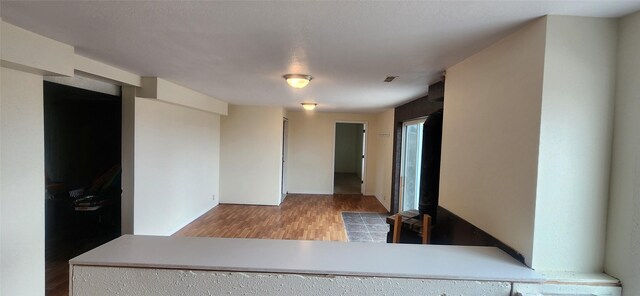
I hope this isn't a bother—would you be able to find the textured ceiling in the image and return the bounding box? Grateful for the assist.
[2,1,639,112]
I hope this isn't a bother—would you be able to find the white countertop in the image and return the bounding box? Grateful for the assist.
[70,235,543,283]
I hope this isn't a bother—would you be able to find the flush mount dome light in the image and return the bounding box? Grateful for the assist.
[283,74,313,89]
[301,103,317,110]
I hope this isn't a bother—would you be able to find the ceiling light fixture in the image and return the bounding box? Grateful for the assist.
[301,103,317,111]
[283,74,313,89]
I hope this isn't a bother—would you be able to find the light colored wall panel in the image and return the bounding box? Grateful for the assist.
[373,109,394,210]
[605,10,640,296]
[287,111,378,195]
[1,21,74,76]
[74,55,142,87]
[133,98,220,235]
[44,74,121,96]
[220,105,284,205]
[139,77,228,115]
[533,16,617,272]
[0,67,45,296]
[440,18,547,266]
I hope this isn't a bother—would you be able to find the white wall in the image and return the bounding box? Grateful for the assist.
[0,20,229,294]
[605,11,640,296]
[0,67,45,296]
[440,18,547,266]
[219,105,284,205]
[0,20,146,295]
[74,55,141,87]
[442,16,618,271]
[133,97,220,235]
[1,21,74,76]
[287,111,378,195]
[533,16,617,272]
[373,109,394,210]
[138,77,227,115]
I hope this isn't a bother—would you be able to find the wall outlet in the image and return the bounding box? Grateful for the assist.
[212,194,216,201]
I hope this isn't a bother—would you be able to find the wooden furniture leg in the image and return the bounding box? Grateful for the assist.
[392,214,402,243]
[421,214,431,244]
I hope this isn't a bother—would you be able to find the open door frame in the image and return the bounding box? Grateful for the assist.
[281,117,288,202]
[331,121,368,194]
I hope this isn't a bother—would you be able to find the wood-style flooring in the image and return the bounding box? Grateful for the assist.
[334,173,363,194]
[47,194,387,295]
[174,194,388,241]
[46,233,119,296]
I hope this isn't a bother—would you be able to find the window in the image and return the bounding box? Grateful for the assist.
[400,119,425,212]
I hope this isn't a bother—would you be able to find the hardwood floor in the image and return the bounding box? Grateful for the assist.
[46,234,119,296]
[48,194,386,295]
[46,258,69,296]
[174,194,388,241]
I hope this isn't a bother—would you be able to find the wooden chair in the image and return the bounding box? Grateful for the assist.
[391,213,431,244]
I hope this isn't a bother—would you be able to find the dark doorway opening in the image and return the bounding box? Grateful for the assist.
[333,122,365,194]
[44,81,122,295]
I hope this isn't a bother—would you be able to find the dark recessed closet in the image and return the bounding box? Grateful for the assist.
[44,81,122,295]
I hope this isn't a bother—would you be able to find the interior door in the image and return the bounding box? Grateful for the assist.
[399,119,426,212]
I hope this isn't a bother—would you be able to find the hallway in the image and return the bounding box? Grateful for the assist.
[333,173,362,194]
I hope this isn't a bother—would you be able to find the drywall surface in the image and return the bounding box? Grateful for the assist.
[44,74,121,96]
[373,109,394,210]
[533,16,617,272]
[440,18,547,266]
[334,123,362,174]
[605,11,640,296]
[138,77,228,115]
[220,105,284,205]
[1,21,74,76]
[71,266,512,296]
[134,97,219,235]
[0,67,45,296]
[74,54,141,87]
[120,86,135,234]
[287,111,378,195]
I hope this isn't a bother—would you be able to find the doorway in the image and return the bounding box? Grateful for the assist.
[399,119,426,212]
[333,122,366,194]
[44,80,122,295]
[281,117,288,202]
